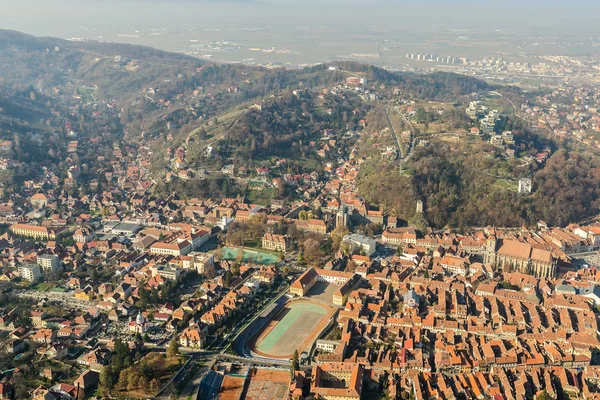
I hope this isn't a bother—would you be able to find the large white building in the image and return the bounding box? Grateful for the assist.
[37,254,60,273]
[182,252,215,274]
[342,234,377,257]
[150,241,192,256]
[18,264,42,282]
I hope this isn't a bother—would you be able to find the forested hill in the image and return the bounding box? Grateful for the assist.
[0,29,204,100]
[0,30,490,104]
[2,30,600,228]
[303,62,491,101]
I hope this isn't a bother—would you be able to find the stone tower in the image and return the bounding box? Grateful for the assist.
[416,200,424,214]
[485,234,497,266]
[336,206,348,229]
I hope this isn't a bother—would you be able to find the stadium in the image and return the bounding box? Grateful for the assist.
[234,268,358,361]
[248,299,336,359]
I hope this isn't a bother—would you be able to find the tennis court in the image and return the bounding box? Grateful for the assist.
[251,300,332,358]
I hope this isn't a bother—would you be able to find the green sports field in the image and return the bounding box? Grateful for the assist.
[254,301,328,357]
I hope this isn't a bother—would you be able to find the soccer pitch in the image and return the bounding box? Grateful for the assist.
[253,301,330,358]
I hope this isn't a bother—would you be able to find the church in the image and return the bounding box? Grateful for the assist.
[129,313,148,334]
[484,236,556,278]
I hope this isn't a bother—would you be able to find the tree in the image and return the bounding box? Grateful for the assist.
[112,339,132,371]
[291,349,300,372]
[90,266,100,282]
[167,338,180,358]
[303,238,324,264]
[330,226,349,252]
[536,390,550,400]
[12,372,28,399]
[149,378,161,393]
[139,287,150,308]
[346,260,357,273]
[16,307,31,328]
[100,365,115,394]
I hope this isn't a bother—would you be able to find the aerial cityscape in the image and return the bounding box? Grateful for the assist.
[2,1,600,399]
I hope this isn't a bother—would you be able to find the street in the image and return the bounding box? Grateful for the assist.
[197,370,223,400]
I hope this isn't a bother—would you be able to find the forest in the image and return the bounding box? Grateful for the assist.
[358,137,600,229]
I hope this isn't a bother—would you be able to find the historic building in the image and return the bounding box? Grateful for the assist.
[484,236,556,278]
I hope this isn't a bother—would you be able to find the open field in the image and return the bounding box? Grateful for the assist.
[249,300,333,359]
[493,179,519,192]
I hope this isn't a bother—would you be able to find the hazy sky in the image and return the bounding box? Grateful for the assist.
[2,0,600,37]
[1,0,600,66]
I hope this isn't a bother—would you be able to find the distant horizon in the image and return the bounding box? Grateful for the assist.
[2,0,600,69]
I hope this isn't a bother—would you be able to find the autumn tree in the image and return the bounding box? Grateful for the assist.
[167,338,180,358]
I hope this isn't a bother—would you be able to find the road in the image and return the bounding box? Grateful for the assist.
[489,90,521,120]
[385,103,416,165]
[177,356,217,400]
[384,105,405,159]
[155,281,293,398]
[217,283,290,354]
[197,370,223,400]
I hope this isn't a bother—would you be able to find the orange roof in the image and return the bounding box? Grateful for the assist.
[218,376,245,400]
[11,223,49,233]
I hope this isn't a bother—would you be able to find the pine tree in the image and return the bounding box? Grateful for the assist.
[99,365,115,395]
[292,349,300,371]
[167,337,180,358]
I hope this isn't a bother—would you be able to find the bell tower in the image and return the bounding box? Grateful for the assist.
[485,231,497,266]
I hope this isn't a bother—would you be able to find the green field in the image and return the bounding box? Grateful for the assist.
[256,302,326,354]
[221,246,279,265]
[493,179,519,192]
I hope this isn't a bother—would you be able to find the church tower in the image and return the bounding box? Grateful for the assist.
[336,206,348,229]
[485,233,497,266]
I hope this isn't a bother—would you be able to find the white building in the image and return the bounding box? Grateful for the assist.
[342,234,377,257]
[416,200,424,214]
[150,241,192,256]
[18,264,42,282]
[37,254,60,273]
[518,178,532,194]
[150,265,181,281]
[183,252,215,274]
[316,339,340,353]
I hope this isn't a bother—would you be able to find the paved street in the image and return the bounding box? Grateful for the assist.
[198,370,224,400]
[177,356,216,400]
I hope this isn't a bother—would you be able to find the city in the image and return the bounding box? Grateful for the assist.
[2,2,600,400]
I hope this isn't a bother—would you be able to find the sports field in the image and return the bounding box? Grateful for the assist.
[250,300,332,359]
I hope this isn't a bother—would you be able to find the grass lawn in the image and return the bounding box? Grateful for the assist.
[493,179,519,192]
[77,86,97,102]
[245,187,276,205]
[32,282,55,292]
